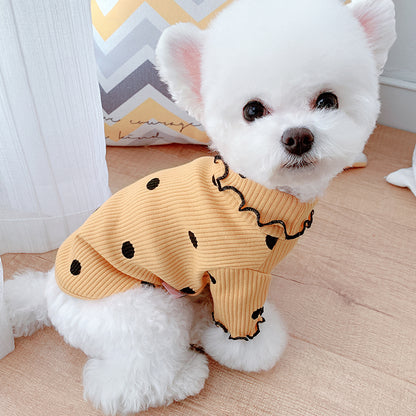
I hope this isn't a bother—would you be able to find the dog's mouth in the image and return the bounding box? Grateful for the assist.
[281,157,318,170]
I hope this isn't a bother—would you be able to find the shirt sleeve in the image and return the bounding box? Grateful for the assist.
[208,268,272,340]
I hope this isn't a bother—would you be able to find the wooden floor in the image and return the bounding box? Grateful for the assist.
[1,124,415,416]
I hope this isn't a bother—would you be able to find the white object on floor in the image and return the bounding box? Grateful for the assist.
[0,259,14,359]
[386,145,416,196]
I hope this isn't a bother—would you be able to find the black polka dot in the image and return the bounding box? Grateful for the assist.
[208,273,216,284]
[266,235,278,250]
[122,241,135,259]
[252,307,264,320]
[70,260,81,276]
[181,287,196,295]
[188,231,198,248]
[146,178,160,190]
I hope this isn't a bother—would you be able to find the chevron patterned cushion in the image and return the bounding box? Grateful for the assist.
[92,0,234,146]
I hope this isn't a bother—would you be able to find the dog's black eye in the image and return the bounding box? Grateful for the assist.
[315,92,338,110]
[243,101,268,122]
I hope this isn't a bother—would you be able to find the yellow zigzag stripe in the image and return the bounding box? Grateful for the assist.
[105,98,209,143]
[91,0,235,41]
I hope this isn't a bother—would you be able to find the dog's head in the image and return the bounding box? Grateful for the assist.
[156,0,396,201]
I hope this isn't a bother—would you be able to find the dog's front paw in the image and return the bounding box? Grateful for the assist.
[201,302,287,372]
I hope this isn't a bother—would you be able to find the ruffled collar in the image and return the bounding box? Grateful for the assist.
[211,156,316,238]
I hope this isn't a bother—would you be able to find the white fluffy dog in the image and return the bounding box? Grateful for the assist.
[5,0,395,414]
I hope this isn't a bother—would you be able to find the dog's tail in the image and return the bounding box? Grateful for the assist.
[4,269,52,337]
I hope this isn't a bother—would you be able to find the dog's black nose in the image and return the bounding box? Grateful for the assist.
[281,127,314,156]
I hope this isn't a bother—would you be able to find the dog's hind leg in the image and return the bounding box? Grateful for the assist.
[82,340,208,415]
[4,269,52,337]
[46,277,209,415]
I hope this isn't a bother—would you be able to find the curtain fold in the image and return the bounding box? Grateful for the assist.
[0,0,112,358]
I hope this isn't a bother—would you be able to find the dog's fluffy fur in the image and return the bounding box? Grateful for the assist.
[5,0,395,414]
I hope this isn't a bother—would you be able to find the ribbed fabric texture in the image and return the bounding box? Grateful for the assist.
[55,157,316,339]
[210,269,271,339]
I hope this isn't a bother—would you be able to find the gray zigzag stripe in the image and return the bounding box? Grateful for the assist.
[94,19,163,78]
[100,60,171,114]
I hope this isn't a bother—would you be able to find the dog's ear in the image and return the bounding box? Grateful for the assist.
[156,23,205,121]
[347,0,396,73]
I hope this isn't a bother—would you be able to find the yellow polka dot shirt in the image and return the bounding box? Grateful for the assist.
[55,156,316,340]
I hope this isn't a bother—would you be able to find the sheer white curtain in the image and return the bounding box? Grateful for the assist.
[0,0,111,358]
